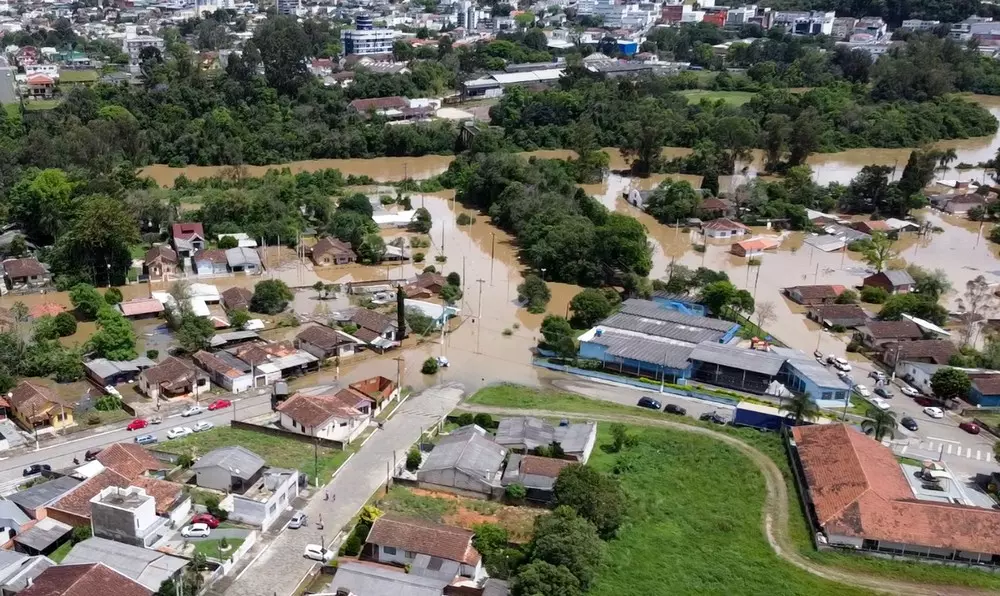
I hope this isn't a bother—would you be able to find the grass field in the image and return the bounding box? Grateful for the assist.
[48,540,73,563]
[24,99,61,111]
[59,70,98,84]
[464,385,1000,591]
[3,104,18,118]
[158,427,352,481]
[193,538,245,559]
[677,89,756,106]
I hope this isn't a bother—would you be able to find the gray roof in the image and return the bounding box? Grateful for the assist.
[483,579,510,596]
[501,453,560,491]
[0,499,29,527]
[419,425,505,487]
[209,330,260,348]
[0,555,53,592]
[879,269,915,286]
[823,223,871,242]
[0,550,26,575]
[84,357,156,380]
[0,419,25,449]
[599,312,726,344]
[62,537,187,591]
[225,247,261,268]
[12,517,71,551]
[586,330,694,369]
[619,299,735,332]
[332,560,448,596]
[781,356,849,390]
[689,341,786,376]
[192,446,265,480]
[495,417,596,456]
[8,476,81,513]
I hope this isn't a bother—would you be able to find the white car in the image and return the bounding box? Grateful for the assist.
[871,397,891,411]
[900,385,919,397]
[193,421,214,432]
[303,544,335,562]
[853,384,871,397]
[436,356,450,367]
[166,427,194,440]
[923,406,945,419]
[181,523,210,538]
[181,405,204,417]
[833,358,852,372]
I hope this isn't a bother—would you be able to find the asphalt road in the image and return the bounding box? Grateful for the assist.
[0,392,276,495]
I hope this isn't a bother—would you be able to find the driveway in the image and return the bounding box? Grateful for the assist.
[219,383,465,596]
[184,528,252,542]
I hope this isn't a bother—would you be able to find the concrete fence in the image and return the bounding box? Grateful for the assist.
[229,420,346,449]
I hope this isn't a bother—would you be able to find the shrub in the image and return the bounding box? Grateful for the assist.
[860,286,889,304]
[405,446,422,471]
[505,483,526,502]
[423,265,436,273]
[339,532,363,556]
[205,496,229,521]
[747,257,762,266]
[53,312,77,337]
[512,322,520,329]
[219,537,230,550]
[456,213,476,225]
[456,413,475,426]
[692,244,706,253]
[71,525,92,544]
[413,252,425,262]
[435,255,447,263]
[473,413,493,428]
[177,454,194,468]
[87,414,101,425]
[830,324,846,333]
[421,357,439,375]
[846,340,862,352]
[502,328,513,336]
[146,349,159,360]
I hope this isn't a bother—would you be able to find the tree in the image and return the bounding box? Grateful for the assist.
[329,210,377,248]
[406,308,435,336]
[835,289,859,304]
[228,309,251,330]
[861,232,895,273]
[405,446,422,471]
[357,233,387,264]
[930,367,972,401]
[698,280,745,316]
[540,315,575,358]
[53,312,77,337]
[553,464,626,538]
[446,272,461,286]
[472,523,509,567]
[52,194,140,286]
[620,99,671,175]
[9,168,76,243]
[89,307,137,360]
[505,483,526,501]
[69,284,104,320]
[860,286,889,304]
[251,280,293,314]
[609,423,638,452]
[511,560,582,596]
[517,275,551,314]
[440,284,462,304]
[957,275,998,327]
[104,287,123,305]
[785,392,819,424]
[421,357,439,375]
[879,294,948,326]
[907,265,951,301]
[254,16,310,94]
[643,179,702,224]
[411,207,432,233]
[569,288,614,329]
[175,312,216,354]
[755,301,776,332]
[338,193,374,217]
[531,507,604,588]
[863,407,897,441]
[217,235,238,249]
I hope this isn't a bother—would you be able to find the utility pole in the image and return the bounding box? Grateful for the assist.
[476,279,486,354]
[394,356,404,393]
[462,256,466,290]
[489,233,495,286]
[314,437,319,487]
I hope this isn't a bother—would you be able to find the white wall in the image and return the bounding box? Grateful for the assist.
[168,496,192,528]
[279,411,368,444]
[377,545,463,581]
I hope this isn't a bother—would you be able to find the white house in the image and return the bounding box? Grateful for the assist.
[702,217,750,240]
[275,388,372,444]
[365,514,484,583]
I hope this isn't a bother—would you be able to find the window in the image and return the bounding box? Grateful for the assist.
[383,546,397,555]
[821,391,833,400]
[427,557,444,571]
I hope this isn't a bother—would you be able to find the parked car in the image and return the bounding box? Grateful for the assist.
[303,544,336,562]
[288,511,307,529]
[181,405,204,417]
[874,387,893,399]
[900,385,919,397]
[637,397,662,410]
[84,448,102,462]
[193,421,214,432]
[900,416,919,431]
[852,384,870,397]
[868,370,887,382]
[208,399,231,411]
[126,419,149,431]
[914,397,938,407]
[166,427,193,440]
[923,406,945,419]
[181,523,211,538]
[825,354,837,365]
[699,412,727,425]
[833,358,852,372]
[959,421,981,435]
[871,397,891,411]
[814,350,824,362]
[190,513,219,529]
[150,415,162,424]
[134,434,157,446]
[22,464,50,477]
[436,356,450,368]
[664,404,687,416]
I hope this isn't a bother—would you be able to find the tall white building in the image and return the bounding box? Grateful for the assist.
[457,0,478,30]
[276,0,300,16]
[122,26,165,72]
[341,15,395,55]
[771,11,835,36]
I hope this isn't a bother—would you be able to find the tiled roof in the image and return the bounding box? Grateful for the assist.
[970,374,1000,395]
[787,285,844,300]
[193,350,245,379]
[194,249,228,264]
[702,217,748,231]
[352,327,381,344]
[118,298,164,317]
[863,320,922,340]
[170,222,204,240]
[891,339,957,364]
[2,257,46,279]
[792,424,1000,555]
[221,287,252,309]
[350,309,395,333]
[296,325,354,350]
[349,376,397,403]
[141,356,203,386]
[349,96,408,111]
[95,443,166,479]
[18,563,150,596]
[50,469,182,519]
[519,455,574,478]
[366,514,480,565]
[9,381,59,420]
[28,302,65,318]
[312,237,356,259]
[143,245,176,264]
[810,304,867,321]
[276,391,367,427]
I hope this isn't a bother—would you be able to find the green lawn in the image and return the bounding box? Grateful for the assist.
[159,427,352,481]
[59,70,98,84]
[193,538,244,559]
[3,103,19,118]
[677,89,756,106]
[48,540,73,563]
[378,485,457,521]
[465,385,1000,592]
[24,99,61,111]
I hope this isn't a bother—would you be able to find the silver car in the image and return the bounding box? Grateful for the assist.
[288,511,307,529]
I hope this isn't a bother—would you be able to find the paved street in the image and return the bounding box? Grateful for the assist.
[220,383,464,596]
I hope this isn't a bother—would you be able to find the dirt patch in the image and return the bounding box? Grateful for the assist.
[407,488,545,543]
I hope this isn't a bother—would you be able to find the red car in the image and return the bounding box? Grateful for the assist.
[190,513,220,529]
[913,397,939,407]
[208,399,232,411]
[126,419,148,431]
[959,422,981,435]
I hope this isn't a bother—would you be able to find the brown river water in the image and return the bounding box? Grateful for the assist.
[19,94,1000,391]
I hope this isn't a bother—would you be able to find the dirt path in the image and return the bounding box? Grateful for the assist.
[456,405,993,596]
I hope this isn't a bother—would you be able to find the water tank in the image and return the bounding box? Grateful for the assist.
[356,14,373,30]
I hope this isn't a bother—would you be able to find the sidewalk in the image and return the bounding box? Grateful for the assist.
[218,383,465,596]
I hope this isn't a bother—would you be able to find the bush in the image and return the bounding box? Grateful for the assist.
[177,454,194,468]
[87,414,101,425]
[406,446,422,471]
[505,483,526,502]
[502,328,513,336]
[435,255,447,262]
[860,285,889,304]
[423,265,436,273]
[217,235,239,249]
[339,532,363,556]
[146,349,159,360]
[846,340,862,352]
[219,536,230,550]
[104,287,123,305]
[205,496,229,521]
[456,213,476,225]
[421,357,439,375]
[71,525,92,544]
[53,312,77,337]
[473,413,493,428]
[835,289,859,304]
[830,324,846,333]
[413,252,425,263]
[456,412,475,426]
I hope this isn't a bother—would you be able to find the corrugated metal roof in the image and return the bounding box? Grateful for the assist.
[420,425,505,486]
[599,312,725,344]
[619,299,734,331]
[689,342,786,375]
[587,330,693,369]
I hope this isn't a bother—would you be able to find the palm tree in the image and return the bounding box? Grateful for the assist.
[863,407,897,441]
[785,392,820,425]
[937,148,958,171]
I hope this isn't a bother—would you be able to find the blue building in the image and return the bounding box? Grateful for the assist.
[616,299,739,343]
[778,357,850,408]
[650,291,707,317]
[578,329,693,382]
[968,375,1000,407]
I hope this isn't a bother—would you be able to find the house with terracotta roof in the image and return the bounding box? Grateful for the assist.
[116,298,164,320]
[8,381,73,432]
[170,223,205,258]
[45,468,188,528]
[193,350,255,393]
[310,237,357,266]
[2,257,49,290]
[295,324,363,361]
[790,423,1000,566]
[501,454,574,502]
[24,74,54,99]
[404,271,447,298]
[784,284,846,305]
[730,237,780,258]
[221,286,253,311]
[363,514,485,583]
[702,217,750,239]
[807,304,869,329]
[19,563,151,596]
[193,248,228,275]
[142,246,177,280]
[276,387,373,444]
[348,376,399,415]
[862,270,915,295]
[137,356,209,401]
[879,339,957,367]
[855,320,924,349]
[95,443,168,480]
[850,220,892,235]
